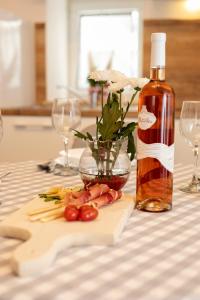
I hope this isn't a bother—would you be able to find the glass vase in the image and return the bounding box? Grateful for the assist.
[79,139,131,190]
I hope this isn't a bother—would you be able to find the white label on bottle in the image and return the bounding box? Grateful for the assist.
[138,105,156,130]
[137,137,174,173]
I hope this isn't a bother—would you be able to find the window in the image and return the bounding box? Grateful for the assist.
[78,10,140,89]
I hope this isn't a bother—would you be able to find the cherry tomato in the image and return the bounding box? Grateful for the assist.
[66,205,77,210]
[64,205,79,221]
[79,205,93,212]
[79,207,98,222]
[78,205,93,220]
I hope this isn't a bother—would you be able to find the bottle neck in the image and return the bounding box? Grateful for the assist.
[150,67,165,81]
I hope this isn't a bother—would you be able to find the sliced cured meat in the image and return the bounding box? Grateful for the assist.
[93,190,122,208]
[109,189,122,201]
[88,184,110,200]
[92,193,113,208]
[64,190,90,206]
[64,184,122,208]
[72,190,90,202]
[68,191,90,206]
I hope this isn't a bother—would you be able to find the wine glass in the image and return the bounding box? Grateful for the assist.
[0,110,3,142]
[179,101,200,193]
[52,98,81,176]
[0,110,3,204]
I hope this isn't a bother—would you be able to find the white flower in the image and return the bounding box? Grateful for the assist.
[89,70,127,83]
[108,79,130,93]
[108,70,128,82]
[129,77,149,89]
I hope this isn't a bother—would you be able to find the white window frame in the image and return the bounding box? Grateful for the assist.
[69,7,143,95]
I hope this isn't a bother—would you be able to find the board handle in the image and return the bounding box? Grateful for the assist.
[11,235,65,276]
[11,232,93,276]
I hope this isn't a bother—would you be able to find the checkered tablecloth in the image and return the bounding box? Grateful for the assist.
[0,161,200,300]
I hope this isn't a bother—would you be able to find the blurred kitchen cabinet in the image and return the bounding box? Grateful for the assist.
[0,116,62,162]
[0,117,193,165]
[0,116,95,162]
[35,23,46,104]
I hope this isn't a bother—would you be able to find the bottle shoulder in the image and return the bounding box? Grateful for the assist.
[141,80,175,96]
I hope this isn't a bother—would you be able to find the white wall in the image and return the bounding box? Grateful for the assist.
[1,0,200,102]
[143,0,200,19]
[0,0,45,23]
[46,0,69,101]
[0,0,200,23]
[68,0,200,90]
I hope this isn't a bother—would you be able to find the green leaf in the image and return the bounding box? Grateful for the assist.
[127,133,136,161]
[107,92,119,105]
[134,87,141,92]
[73,130,88,140]
[120,122,137,138]
[98,99,122,140]
[44,196,61,202]
[86,132,93,141]
[88,78,107,86]
[87,78,96,87]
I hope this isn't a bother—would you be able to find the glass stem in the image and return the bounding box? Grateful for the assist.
[63,138,69,168]
[192,145,199,184]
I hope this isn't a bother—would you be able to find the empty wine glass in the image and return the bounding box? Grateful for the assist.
[0,110,3,142]
[52,98,81,176]
[0,110,3,205]
[179,101,200,193]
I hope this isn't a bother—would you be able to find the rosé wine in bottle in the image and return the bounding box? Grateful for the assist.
[136,33,175,212]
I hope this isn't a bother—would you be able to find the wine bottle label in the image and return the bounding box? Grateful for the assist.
[137,137,174,173]
[138,105,156,130]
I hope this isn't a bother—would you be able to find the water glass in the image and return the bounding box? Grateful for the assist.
[52,98,81,176]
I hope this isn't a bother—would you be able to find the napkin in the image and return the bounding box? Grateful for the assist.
[38,149,84,173]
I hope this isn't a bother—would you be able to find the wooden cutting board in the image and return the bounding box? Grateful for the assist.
[0,194,134,277]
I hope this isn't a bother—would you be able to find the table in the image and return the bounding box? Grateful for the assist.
[0,161,199,300]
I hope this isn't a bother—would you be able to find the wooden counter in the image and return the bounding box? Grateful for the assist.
[1,105,181,118]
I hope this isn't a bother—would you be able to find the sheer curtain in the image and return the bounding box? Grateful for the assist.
[0,11,35,108]
[0,18,21,104]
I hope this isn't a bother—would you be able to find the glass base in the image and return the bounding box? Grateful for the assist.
[53,164,79,177]
[80,170,129,190]
[179,181,200,193]
[135,198,172,212]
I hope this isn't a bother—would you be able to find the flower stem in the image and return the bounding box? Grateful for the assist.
[101,84,104,114]
[96,116,98,140]
[122,89,138,122]
[119,92,122,119]
[106,142,111,176]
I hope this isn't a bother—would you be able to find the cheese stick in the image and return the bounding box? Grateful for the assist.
[41,212,64,222]
[28,204,63,216]
[29,207,64,221]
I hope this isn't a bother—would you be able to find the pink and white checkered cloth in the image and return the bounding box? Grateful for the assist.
[0,161,200,300]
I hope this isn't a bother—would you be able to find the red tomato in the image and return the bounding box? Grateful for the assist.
[66,205,77,210]
[79,205,92,212]
[79,207,98,222]
[64,206,79,221]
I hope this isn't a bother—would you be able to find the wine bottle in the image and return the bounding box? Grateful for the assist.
[136,33,175,212]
